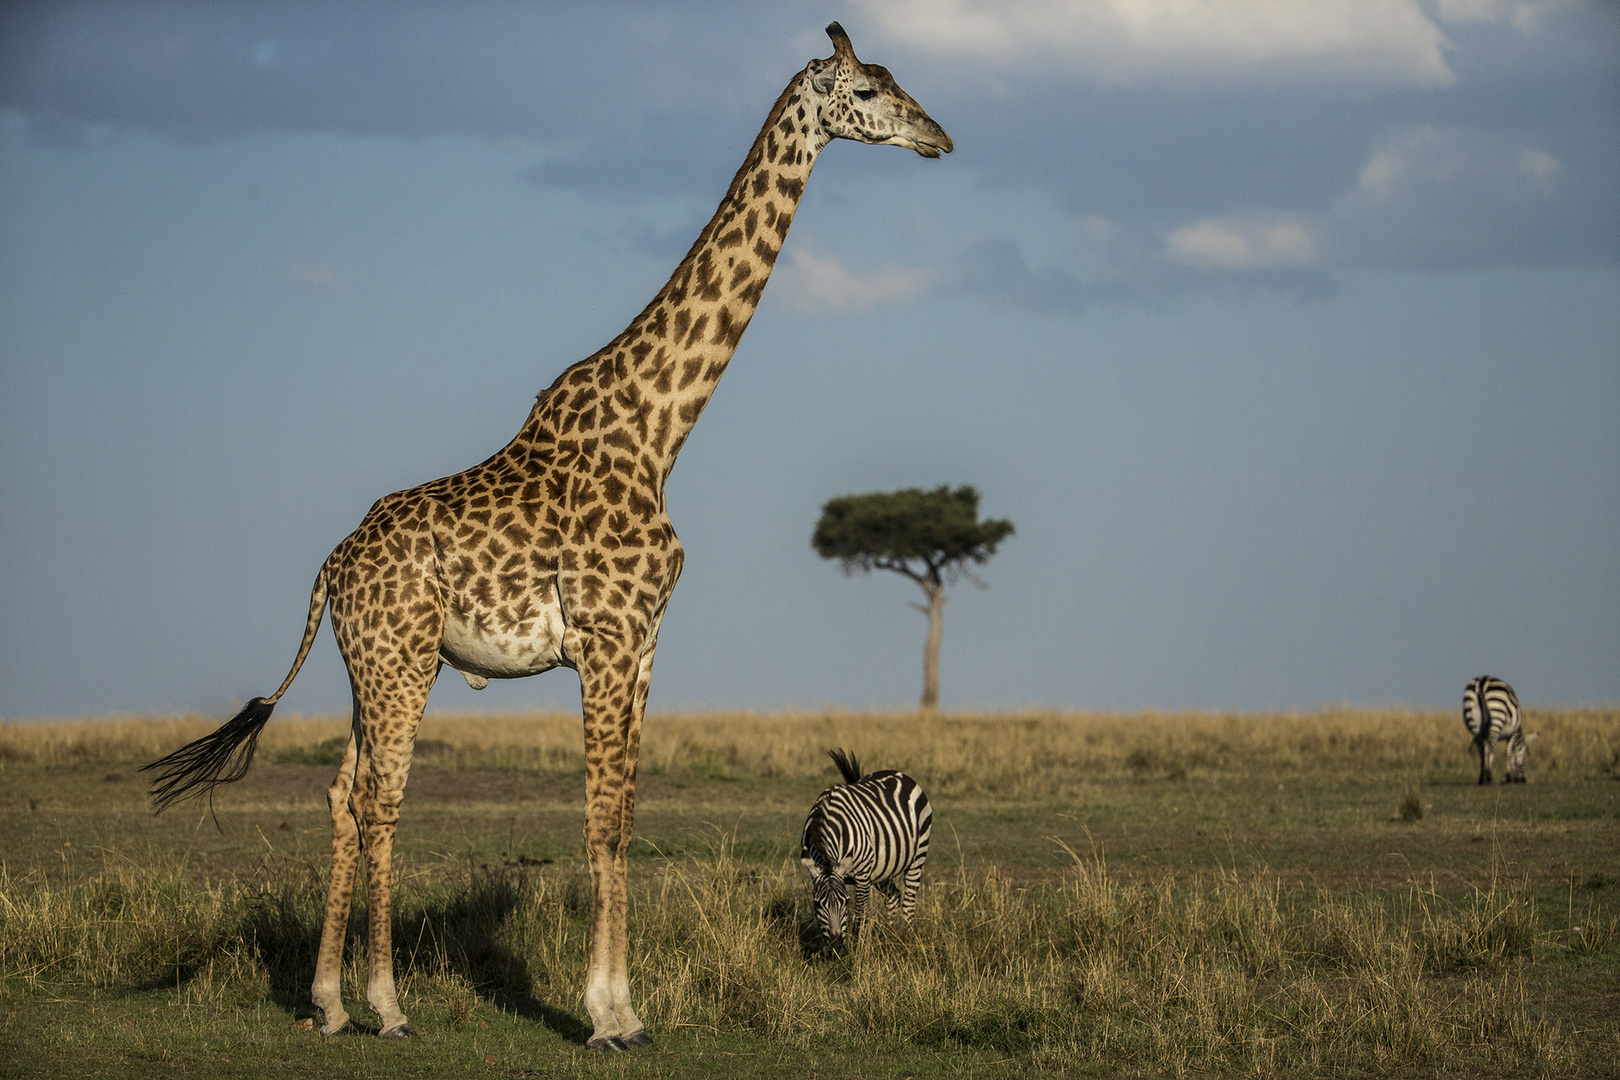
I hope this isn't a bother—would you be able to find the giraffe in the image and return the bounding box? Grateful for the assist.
[143,23,950,1051]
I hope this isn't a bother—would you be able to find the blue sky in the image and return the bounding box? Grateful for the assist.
[1,0,1616,718]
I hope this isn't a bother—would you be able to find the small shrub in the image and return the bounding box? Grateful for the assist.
[1398,784,1423,822]
[273,737,349,767]
[1124,747,1160,774]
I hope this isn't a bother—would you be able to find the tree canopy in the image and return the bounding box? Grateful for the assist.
[813,485,1014,711]
[812,485,1015,586]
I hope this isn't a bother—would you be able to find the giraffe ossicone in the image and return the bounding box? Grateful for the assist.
[143,22,949,1050]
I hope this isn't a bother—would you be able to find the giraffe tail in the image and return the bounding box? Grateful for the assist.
[142,569,330,815]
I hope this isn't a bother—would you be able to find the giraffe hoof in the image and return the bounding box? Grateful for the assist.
[620,1028,654,1046]
[319,1016,352,1036]
[587,1034,629,1052]
[379,1023,418,1039]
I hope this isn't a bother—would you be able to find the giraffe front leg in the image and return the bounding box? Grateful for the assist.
[574,627,644,1051]
[582,786,632,1050]
[312,729,362,1034]
[606,633,658,1047]
[605,818,651,1045]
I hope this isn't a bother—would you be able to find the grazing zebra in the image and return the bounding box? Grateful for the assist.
[800,748,932,947]
[1463,675,1530,784]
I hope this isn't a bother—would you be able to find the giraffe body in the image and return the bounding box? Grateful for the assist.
[144,23,949,1049]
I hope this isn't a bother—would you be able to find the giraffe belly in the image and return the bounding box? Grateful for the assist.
[438,601,572,681]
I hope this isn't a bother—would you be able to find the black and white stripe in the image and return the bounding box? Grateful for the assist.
[800,748,932,947]
[1463,675,1529,784]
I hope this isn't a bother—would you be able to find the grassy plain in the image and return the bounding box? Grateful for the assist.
[1,707,1617,1078]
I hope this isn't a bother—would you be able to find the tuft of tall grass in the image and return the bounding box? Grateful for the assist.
[0,838,1586,1072]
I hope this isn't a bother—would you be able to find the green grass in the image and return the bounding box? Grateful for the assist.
[1,708,1617,1078]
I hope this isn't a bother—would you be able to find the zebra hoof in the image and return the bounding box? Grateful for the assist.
[587,1034,629,1052]
[379,1023,417,1039]
[620,1028,654,1046]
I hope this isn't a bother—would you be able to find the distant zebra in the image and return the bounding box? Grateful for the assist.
[1463,675,1530,784]
[800,748,932,947]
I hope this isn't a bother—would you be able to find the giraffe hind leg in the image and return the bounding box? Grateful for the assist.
[312,725,361,1035]
[357,700,430,1039]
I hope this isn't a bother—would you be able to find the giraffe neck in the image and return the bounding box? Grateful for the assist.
[522,73,823,485]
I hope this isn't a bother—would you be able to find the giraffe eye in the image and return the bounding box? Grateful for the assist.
[854,88,877,100]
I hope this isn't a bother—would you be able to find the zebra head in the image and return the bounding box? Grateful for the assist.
[804,856,850,947]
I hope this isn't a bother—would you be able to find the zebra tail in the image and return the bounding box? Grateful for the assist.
[828,747,862,784]
[142,568,329,815]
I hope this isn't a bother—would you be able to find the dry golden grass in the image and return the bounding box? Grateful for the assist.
[2,706,1615,1076]
[0,835,1594,1074]
[3,707,1616,797]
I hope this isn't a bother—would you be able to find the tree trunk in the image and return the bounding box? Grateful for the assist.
[920,581,945,711]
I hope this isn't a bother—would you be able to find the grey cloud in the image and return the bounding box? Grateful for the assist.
[519,112,747,204]
[0,0,810,146]
[949,236,1338,316]
[4,0,1612,290]
[918,7,1618,279]
[1325,125,1620,271]
[851,0,1458,87]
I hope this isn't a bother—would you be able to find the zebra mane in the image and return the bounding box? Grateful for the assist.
[828,747,862,784]
[803,803,835,869]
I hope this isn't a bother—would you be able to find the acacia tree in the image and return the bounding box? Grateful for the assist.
[813,485,1014,711]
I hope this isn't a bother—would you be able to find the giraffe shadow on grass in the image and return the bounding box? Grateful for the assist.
[238,864,591,1043]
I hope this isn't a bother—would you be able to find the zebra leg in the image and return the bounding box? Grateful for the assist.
[876,879,902,913]
[1506,731,1528,783]
[899,865,924,921]
[1477,738,1493,785]
[849,879,871,940]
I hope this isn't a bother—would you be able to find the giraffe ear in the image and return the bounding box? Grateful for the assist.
[808,59,835,95]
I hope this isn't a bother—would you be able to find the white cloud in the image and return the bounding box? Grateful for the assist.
[774,247,932,314]
[1350,126,1564,205]
[1515,148,1561,186]
[849,0,1457,85]
[287,259,341,294]
[1327,126,1582,270]
[1162,215,1320,270]
[1434,0,1578,32]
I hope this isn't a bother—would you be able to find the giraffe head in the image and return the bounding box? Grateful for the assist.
[805,22,953,159]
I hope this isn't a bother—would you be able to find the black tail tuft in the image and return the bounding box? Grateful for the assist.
[828,747,862,784]
[141,697,277,815]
